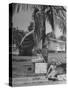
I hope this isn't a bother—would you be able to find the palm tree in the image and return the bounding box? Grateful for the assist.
[33,5,66,47]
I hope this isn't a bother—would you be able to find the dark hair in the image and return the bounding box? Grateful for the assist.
[28,22,34,31]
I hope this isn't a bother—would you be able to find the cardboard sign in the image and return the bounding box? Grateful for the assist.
[35,63,47,73]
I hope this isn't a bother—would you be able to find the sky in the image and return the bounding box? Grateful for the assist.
[12,6,34,32]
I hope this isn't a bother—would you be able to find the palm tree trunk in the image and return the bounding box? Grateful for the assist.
[42,11,46,46]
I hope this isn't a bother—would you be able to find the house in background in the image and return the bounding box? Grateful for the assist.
[48,38,66,52]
